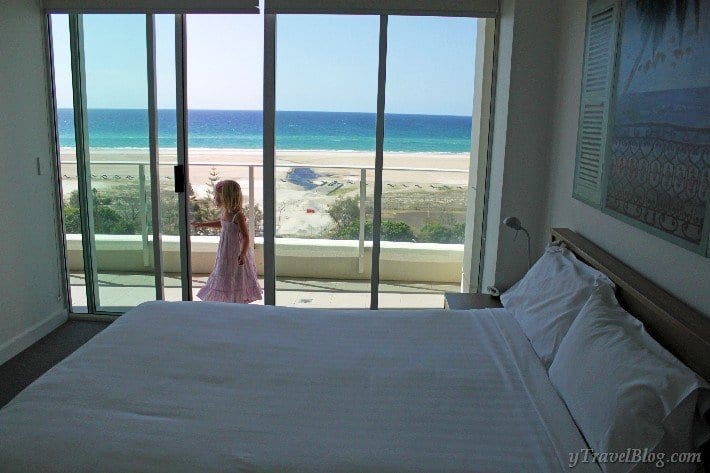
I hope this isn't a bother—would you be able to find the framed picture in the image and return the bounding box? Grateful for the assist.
[603,0,710,256]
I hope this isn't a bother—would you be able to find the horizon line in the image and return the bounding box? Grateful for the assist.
[55,108,473,118]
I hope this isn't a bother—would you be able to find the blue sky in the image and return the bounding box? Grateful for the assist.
[52,14,477,116]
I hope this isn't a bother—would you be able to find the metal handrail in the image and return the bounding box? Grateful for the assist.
[61,160,468,173]
[60,159,469,273]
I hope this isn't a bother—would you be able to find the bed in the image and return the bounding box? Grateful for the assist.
[0,229,707,472]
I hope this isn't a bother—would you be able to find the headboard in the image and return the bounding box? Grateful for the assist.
[551,228,710,382]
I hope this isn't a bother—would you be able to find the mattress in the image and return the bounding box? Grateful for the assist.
[0,302,598,472]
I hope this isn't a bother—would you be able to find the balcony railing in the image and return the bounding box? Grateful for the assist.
[61,159,469,281]
[65,234,464,283]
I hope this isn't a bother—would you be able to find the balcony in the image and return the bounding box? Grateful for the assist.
[61,157,470,310]
[66,234,463,309]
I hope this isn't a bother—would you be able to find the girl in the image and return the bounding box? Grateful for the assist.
[193,180,262,303]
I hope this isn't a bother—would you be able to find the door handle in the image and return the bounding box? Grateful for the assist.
[174,165,185,193]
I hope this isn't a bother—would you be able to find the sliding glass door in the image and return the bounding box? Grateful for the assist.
[51,14,163,312]
[274,15,379,308]
[82,14,159,311]
[153,14,185,302]
[49,10,486,313]
[269,14,479,308]
[51,14,88,311]
[185,14,264,302]
[379,16,477,308]
[51,12,263,313]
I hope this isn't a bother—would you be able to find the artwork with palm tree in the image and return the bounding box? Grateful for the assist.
[604,0,709,255]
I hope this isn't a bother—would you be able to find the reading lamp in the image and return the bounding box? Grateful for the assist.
[503,216,532,269]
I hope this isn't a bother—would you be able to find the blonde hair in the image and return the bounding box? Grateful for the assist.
[215,180,243,213]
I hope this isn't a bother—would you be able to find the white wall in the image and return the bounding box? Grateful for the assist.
[545,0,710,315]
[481,0,561,290]
[481,0,708,316]
[0,0,67,364]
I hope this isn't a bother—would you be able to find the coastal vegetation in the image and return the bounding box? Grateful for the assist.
[62,169,463,244]
[327,196,465,244]
[62,171,262,238]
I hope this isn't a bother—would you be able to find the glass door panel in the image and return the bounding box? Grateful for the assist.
[380,16,477,308]
[82,14,158,311]
[185,14,264,302]
[50,14,88,312]
[275,15,379,308]
[154,14,184,301]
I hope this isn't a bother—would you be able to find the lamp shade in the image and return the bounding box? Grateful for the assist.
[503,216,523,231]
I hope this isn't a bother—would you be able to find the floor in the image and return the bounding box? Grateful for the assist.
[69,272,457,312]
[0,320,109,409]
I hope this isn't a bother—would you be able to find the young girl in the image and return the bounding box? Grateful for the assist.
[193,180,262,303]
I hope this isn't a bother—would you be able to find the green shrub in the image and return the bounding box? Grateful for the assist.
[331,220,371,240]
[382,220,415,242]
[94,205,135,234]
[327,196,360,229]
[64,188,136,235]
[417,222,466,243]
[63,206,81,233]
[330,219,414,242]
[418,223,453,243]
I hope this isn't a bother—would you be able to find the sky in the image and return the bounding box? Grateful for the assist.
[52,13,477,116]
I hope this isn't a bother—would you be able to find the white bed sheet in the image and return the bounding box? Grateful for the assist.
[0,302,598,472]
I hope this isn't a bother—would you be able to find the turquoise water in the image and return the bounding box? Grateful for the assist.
[56,109,472,153]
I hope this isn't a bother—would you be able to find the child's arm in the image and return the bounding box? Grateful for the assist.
[236,211,249,264]
[191,219,222,228]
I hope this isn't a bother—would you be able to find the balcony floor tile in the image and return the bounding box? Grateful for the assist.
[69,273,457,312]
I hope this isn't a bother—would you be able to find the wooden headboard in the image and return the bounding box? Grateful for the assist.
[551,228,710,382]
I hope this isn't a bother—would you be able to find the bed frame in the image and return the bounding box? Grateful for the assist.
[551,228,710,382]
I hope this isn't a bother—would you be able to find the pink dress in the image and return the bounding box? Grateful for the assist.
[197,211,262,303]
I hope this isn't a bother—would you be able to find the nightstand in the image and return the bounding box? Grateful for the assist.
[443,292,503,310]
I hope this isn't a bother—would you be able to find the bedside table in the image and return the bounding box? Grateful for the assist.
[444,292,503,310]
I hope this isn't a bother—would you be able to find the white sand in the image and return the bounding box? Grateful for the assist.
[58,148,471,236]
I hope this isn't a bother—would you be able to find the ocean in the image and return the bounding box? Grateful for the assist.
[56,109,472,153]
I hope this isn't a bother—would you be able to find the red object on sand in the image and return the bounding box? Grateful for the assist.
[306,208,315,214]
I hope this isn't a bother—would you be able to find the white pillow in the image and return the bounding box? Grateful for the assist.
[549,284,710,473]
[500,244,613,368]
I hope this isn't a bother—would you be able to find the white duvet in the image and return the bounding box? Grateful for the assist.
[0,302,597,472]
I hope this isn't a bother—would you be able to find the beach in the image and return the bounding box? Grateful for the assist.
[59,147,471,237]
